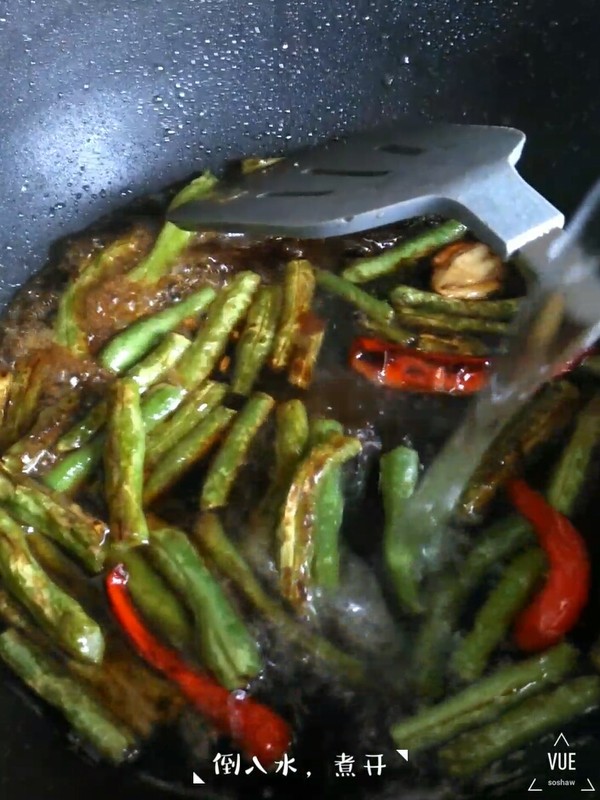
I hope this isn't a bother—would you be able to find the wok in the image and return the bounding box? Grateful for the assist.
[0,1,599,799]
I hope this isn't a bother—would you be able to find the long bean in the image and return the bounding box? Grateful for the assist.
[414,514,533,700]
[0,587,181,740]
[127,172,217,283]
[270,260,315,371]
[451,547,547,682]
[55,233,141,356]
[390,284,519,320]
[99,286,216,374]
[45,380,186,495]
[57,332,191,453]
[0,465,108,573]
[288,317,326,390]
[104,378,148,547]
[0,372,12,427]
[315,269,394,326]
[200,392,274,510]
[193,512,365,684]
[0,507,104,663]
[112,548,194,651]
[457,380,580,524]
[392,642,577,752]
[546,392,600,515]
[148,525,262,689]
[309,419,344,589]
[145,380,227,469]
[173,271,260,389]
[143,406,236,504]
[231,285,281,395]
[278,432,361,609]
[253,399,309,543]
[380,446,421,614]
[342,220,467,284]
[440,676,600,777]
[394,306,510,336]
[1,354,47,447]
[0,629,136,763]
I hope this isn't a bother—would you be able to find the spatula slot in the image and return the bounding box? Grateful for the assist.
[308,168,390,178]
[257,190,333,198]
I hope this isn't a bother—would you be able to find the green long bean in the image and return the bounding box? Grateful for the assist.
[143,406,236,504]
[173,271,260,389]
[380,446,421,614]
[99,286,216,374]
[193,513,365,684]
[394,306,510,336]
[451,548,547,682]
[390,284,519,320]
[315,269,394,326]
[270,260,315,371]
[278,432,361,609]
[127,172,217,283]
[309,419,344,589]
[57,332,191,453]
[457,380,580,524]
[0,507,104,663]
[0,465,108,573]
[145,380,227,469]
[440,676,600,777]
[342,220,467,284]
[148,525,262,689]
[231,285,281,394]
[200,392,274,510]
[393,642,577,752]
[104,378,148,547]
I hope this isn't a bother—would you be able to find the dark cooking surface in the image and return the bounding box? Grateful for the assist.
[0,1,599,799]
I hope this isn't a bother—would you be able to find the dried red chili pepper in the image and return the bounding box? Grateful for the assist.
[106,564,291,766]
[507,478,591,652]
[349,336,490,395]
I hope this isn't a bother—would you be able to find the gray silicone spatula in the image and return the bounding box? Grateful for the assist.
[168,121,564,258]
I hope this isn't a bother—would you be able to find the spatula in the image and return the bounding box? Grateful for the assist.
[168,121,564,258]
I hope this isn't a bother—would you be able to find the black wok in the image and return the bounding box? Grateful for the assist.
[0,1,599,798]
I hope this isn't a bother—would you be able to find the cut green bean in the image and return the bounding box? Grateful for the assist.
[288,317,326,390]
[359,316,492,356]
[414,514,533,700]
[270,260,315,371]
[457,380,580,524]
[143,406,235,504]
[393,643,577,752]
[57,332,191,453]
[0,372,12,428]
[394,306,510,336]
[127,172,217,283]
[0,629,136,763]
[0,465,107,573]
[547,392,600,515]
[104,378,148,547]
[440,676,600,777]
[240,157,283,174]
[173,271,260,389]
[380,446,421,614]
[148,525,262,689]
[45,379,186,495]
[113,548,194,651]
[201,392,274,510]
[0,507,104,663]
[309,419,344,589]
[315,268,394,326]
[1,356,47,448]
[253,399,310,542]
[99,286,216,373]
[390,284,520,320]
[278,432,361,609]
[55,233,140,356]
[342,220,467,284]
[231,285,281,395]
[451,548,547,683]
[193,512,366,684]
[145,380,227,469]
